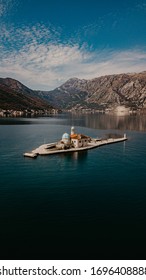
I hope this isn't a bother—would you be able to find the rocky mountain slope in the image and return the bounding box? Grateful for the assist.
[0,77,53,111]
[38,71,146,111]
[1,71,146,113]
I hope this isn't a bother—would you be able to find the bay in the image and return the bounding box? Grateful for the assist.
[0,113,146,259]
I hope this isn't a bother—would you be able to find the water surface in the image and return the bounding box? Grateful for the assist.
[0,113,146,259]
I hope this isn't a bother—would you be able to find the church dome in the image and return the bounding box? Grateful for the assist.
[62,133,70,144]
[62,133,70,139]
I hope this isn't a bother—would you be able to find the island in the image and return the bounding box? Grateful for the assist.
[23,127,127,158]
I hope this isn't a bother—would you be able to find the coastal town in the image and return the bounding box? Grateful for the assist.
[0,108,59,117]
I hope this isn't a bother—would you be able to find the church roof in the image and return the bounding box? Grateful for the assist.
[70,133,89,140]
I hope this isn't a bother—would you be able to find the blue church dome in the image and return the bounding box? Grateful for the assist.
[62,133,70,139]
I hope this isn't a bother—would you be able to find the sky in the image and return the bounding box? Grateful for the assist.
[0,0,146,90]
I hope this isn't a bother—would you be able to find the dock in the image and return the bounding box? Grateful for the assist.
[23,135,127,158]
[23,152,38,158]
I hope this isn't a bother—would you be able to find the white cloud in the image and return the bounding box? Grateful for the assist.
[0,0,17,17]
[0,24,146,90]
[0,0,8,16]
[136,2,146,11]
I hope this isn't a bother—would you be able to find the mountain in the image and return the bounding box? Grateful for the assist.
[1,71,146,113]
[0,77,54,111]
[37,72,146,111]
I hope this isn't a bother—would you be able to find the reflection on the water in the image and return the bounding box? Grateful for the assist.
[68,113,146,131]
[59,150,88,162]
[0,112,146,131]
[123,140,126,154]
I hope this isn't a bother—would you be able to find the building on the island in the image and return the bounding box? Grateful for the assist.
[56,127,90,150]
[70,126,90,148]
[62,132,71,145]
[71,126,75,135]
[70,133,90,148]
[56,132,71,150]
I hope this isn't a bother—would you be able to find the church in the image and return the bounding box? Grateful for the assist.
[61,127,90,149]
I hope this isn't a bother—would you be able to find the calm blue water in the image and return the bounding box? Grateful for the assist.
[0,113,146,259]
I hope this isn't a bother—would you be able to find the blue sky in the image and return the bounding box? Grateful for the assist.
[0,0,146,90]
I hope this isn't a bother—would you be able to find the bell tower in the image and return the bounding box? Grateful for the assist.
[71,126,75,135]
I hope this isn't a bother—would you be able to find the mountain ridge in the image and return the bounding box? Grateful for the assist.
[0,77,54,112]
[1,71,146,113]
[36,71,146,112]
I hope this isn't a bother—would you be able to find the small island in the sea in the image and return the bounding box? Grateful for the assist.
[24,126,127,158]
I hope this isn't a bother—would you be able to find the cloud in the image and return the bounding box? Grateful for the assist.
[0,0,8,16]
[0,0,17,17]
[0,23,146,90]
[136,2,146,11]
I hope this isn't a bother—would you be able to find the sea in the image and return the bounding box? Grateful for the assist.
[0,112,146,259]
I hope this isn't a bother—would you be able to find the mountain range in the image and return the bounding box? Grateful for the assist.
[38,71,146,112]
[0,71,146,113]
